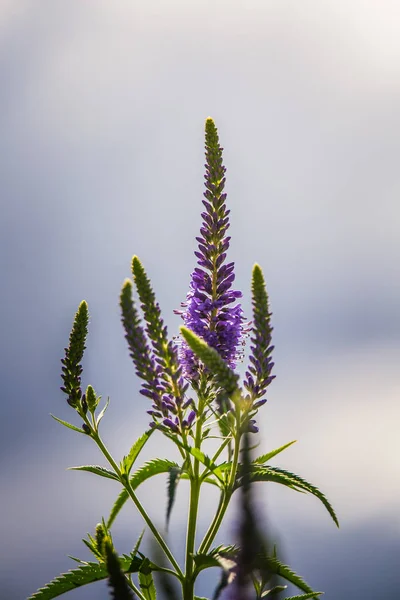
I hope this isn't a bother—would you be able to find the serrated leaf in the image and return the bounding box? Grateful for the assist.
[131,530,145,558]
[50,414,85,434]
[139,558,157,600]
[96,396,110,427]
[253,441,297,465]
[261,556,314,594]
[284,594,323,600]
[68,465,119,481]
[193,547,237,576]
[166,466,181,529]
[122,429,153,475]
[107,459,179,528]
[238,466,339,528]
[28,556,143,600]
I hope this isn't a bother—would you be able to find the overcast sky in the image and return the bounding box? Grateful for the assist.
[1,1,399,599]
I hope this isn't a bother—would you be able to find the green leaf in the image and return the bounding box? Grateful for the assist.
[131,530,145,558]
[122,429,153,476]
[28,562,109,599]
[191,447,224,483]
[239,466,339,528]
[50,414,85,434]
[260,585,287,597]
[260,556,315,594]
[139,558,157,600]
[106,459,179,528]
[96,396,110,427]
[193,546,237,576]
[253,440,297,465]
[166,466,181,529]
[28,555,143,600]
[162,433,225,484]
[283,594,323,600]
[68,465,119,482]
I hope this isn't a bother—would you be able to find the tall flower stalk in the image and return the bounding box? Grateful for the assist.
[176,118,245,382]
[31,119,338,600]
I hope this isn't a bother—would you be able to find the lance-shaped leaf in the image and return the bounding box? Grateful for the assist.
[50,415,86,434]
[60,300,89,409]
[283,594,323,600]
[252,440,297,465]
[68,465,119,482]
[260,585,287,597]
[244,264,275,401]
[122,429,154,476]
[103,537,135,600]
[235,466,339,528]
[28,555,144,600]
[180,327,239,396]
[258,556,315,595]
[107,459,179,528]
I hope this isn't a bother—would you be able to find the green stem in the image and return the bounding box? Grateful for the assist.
[126,575,146,600]
[91,430,183,580]
[182,399,204,600]
[198,407,241,555]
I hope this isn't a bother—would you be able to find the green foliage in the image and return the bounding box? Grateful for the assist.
[95,396,110,427]
[68,465,119,482]
[122,430,154,476]
[236,466,339,527]
[50,415,86,434]
[252,440,297,465]
[260,556,317,594]
[28,555,144,600]
[107,459,179,528]
[180,327,239,396]
[283,594,323,600]
[139,558,157,600]
[260,584,287,597]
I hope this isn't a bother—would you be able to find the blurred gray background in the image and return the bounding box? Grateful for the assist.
[1,1,399,598]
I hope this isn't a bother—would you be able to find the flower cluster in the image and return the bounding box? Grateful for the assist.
[120,258,192,433]
[176,118,246,381]
[244,265,275,402]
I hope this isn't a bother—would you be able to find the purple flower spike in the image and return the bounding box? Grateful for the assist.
[176,118,246,380]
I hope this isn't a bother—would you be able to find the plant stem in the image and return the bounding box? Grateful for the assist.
[198,407,242,554]
[182,399,204,600]
[91,431,183,580]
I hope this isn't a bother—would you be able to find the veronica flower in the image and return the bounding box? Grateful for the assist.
[176,118,246,380]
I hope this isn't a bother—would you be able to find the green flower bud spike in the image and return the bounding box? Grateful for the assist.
[60,300,89,409]
[180,326,239,397]
[103,536,135,600]
[85,385,99,414]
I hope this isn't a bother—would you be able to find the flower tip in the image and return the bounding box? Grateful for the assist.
[121,277,132,289]
[77,300,89,315]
